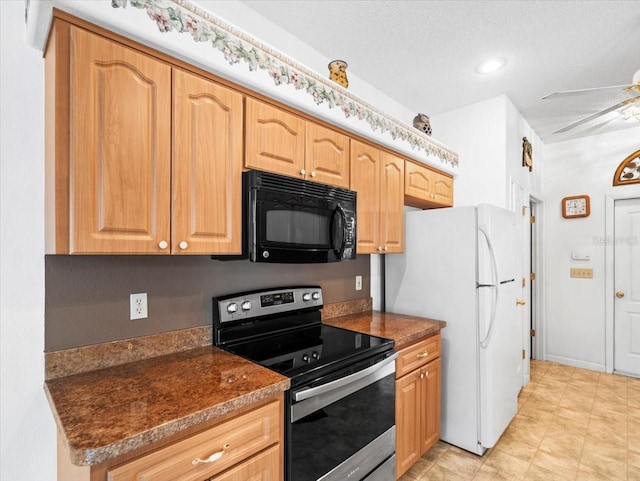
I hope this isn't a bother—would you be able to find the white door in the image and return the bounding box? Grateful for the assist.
[614,197,640,377]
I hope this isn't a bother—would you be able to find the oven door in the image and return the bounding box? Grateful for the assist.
[252,189,355,263]
[288,353,397,481]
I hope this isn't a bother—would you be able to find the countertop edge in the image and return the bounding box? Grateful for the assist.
[64,378,290,466]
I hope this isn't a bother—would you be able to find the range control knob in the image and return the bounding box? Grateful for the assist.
[302,354,310,363]
[312,291,320,300]
[241,301,252,311]
[312,351,320,359]
[227,303,238,314]
[302,293,312,302]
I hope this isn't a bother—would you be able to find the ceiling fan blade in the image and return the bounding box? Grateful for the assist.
[543,84,634,99]
[553,95,640,134]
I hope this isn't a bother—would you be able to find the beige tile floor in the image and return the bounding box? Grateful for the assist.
[399,360,640,481]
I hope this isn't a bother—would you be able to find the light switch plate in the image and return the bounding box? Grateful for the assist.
[570,268,593,279]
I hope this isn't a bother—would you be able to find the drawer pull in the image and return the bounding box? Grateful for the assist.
[416,351,429,359]
[192,443,230,465]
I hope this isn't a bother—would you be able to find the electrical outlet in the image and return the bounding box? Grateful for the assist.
[355,275,363,291]
[130,293,148,320]
[570,268,593,279]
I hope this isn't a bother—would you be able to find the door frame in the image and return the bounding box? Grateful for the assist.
[529,196,544,362]
[604,193,640,374]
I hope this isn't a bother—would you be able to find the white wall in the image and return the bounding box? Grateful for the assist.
[544,126,640,370]
[431,96,509,207]
[1,1,56,480]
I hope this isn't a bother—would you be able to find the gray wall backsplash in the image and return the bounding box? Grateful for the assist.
[45,255,370,351]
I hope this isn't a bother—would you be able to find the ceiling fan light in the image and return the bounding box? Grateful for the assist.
[476,58,506,74]
[623,106,640,123]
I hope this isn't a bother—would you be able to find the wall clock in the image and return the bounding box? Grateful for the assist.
[562,195,590,218]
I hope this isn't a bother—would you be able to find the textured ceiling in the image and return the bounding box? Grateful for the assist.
[237,0,640,143]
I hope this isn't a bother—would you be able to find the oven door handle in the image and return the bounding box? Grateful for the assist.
[293,353,397,402]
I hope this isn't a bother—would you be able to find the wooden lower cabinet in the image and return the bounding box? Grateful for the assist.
[395,334,442,479]
[58,397,283,481]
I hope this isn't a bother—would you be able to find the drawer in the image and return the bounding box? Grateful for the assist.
[396,333,441,379]
[207,444,281,481]
[108,400,281,481]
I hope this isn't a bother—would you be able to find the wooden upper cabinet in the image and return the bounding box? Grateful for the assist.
[305,122,350,188]
[379,152,404,253]
[350,140,380,253]
[68,26,172,254]
[245,98,305,178]
[404,159,454,208]
[246,98,350,188]
[172,69,243,255]
[350,141,404,254]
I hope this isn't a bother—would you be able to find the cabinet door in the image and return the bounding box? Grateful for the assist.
[431,170,454,207]
[420,357,442,456]
[379,152,404,253]
[69,26,171,254]
[245,98,305,178]
[350,140,380,254]
[173,69,243,255]
[405,160,454,208]
[305,122,350,188]
[395,371,420,479]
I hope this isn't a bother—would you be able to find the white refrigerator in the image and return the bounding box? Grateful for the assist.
[385,204,522,455]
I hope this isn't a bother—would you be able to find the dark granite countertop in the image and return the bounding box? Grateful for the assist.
[323,310,446,349]
[45,345,289,466]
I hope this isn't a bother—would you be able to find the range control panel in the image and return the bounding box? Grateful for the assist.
[214,286,323,324]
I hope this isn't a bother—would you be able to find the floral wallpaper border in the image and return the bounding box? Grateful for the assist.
[111,0,459,168]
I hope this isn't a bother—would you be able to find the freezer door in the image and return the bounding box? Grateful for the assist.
[477,280,520,449]
[477,204,517,285]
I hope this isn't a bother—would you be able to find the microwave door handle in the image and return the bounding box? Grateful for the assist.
[331,205,347,258]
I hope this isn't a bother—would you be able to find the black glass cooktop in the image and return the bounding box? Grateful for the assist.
[224,323,394,385]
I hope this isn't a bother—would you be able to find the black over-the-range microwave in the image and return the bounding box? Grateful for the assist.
[216,170,357,263]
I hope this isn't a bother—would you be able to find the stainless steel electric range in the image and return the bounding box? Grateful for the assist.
[213,286,397,481]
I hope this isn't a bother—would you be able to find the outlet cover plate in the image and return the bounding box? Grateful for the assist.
[130,293,148,320]
[355,275,363,291]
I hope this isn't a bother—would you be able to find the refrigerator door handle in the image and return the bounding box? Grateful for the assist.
[478,226,499,348]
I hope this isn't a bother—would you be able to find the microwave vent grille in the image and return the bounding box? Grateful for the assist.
[249,170,356,203]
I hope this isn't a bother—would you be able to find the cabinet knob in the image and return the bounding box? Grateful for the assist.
[384,246,388,251]
[300,169,306,176]
[158,240,168,250]
[377,246,383,251]
[179,241,188,250]
[417,351,429,359]
[310,171,316,177]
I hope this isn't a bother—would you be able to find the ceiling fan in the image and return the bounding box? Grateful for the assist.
[543,68,640,134]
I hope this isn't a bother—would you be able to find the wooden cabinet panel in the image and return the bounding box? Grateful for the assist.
[395,370,420,479]
[305,122,350,188]
[395,333,442,479]
[404,160,453,209]
[396,334,441,378]
[69,26,171,253]
[172,69,243,254]
[350,140,380,253]
[207,445,281,481]
[245,98,305,178]
[107,401,281,481]
[420,358,441,455]
[379,152,404,254]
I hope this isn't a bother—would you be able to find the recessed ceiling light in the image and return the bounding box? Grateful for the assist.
[476,58,507,74]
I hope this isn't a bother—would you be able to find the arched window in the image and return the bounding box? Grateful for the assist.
[613,150,640,186]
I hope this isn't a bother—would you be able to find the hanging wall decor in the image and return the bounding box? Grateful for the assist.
[613,149,640,186]
[522,137,533,171]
